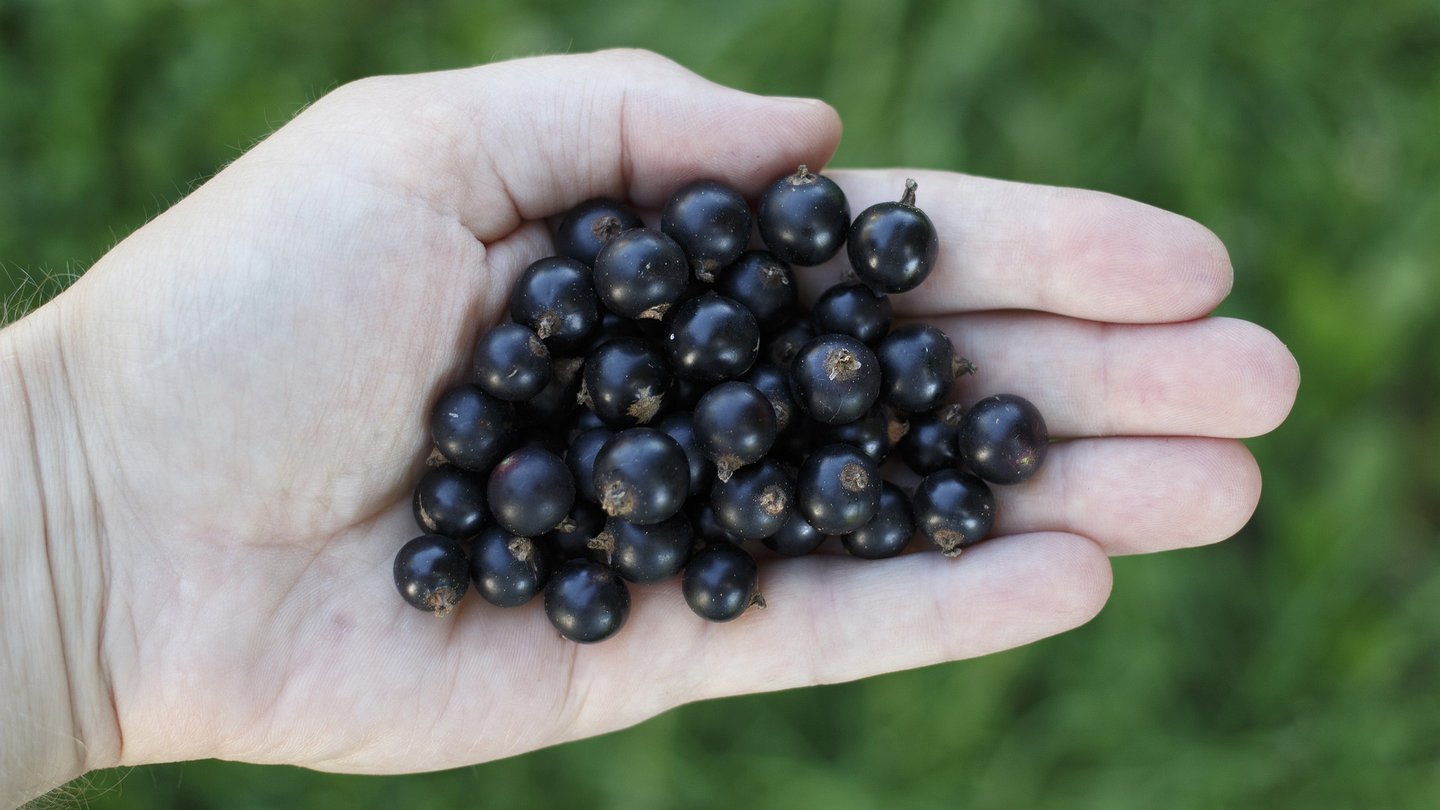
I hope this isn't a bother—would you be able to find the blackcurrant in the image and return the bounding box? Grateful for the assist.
[847,178,939,293]
[522,356,583,425]
[694,381,778,481]
[661,179,752,282]
[654,411,714,497]
[545,501,607,562]
[762,512,827,557]
[430,383,513,473]
[958,394,1049,484]
[566,426,614,503]
[593,228,689,319]
[765,318,814,370]
[554,197,642,266]
[756,165,851,266]
[544,559,631,643]
[509,257,600,352]
[394,535,469,616]
[841,482,914,559]
[709,458,794,541]
[796,443,881,534]
[713,251,798,332]
[412,464,487,538]
[690,499,740,545]
[580,337,672,427]
[912,469,995,557]
[790,334,881,425]
[567,406,607,442]
[812,283,891,345]
[592,427,690,525]
[741,363,798,433]
[813,404,907,465]
[876,323,963,413]
[473,322,552,402]
[664,293,760,382]
[593,513,694,584]
[683,543,762,622]
[897,403,965,475]
[470,524,550,607]
[487,446,575,537]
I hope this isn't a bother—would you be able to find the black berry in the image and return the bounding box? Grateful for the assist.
[544,559,631,643]
[412,465,487,538]
[763,512,827,557]
[814,405,907,466]
[473,322,552,402]
[487,446,575,537]
[847,178,939,293]
[545,501,607,562]
[654,411,714,497]
[593,513,694,584]
[709,458,794,541]
[958,394,1049,484]
[394,535,470,616]
[593,228,689,319]
[897,403,966,475]
[522,356,583,425]
[592,427,691,525]
[683,543,763,622]
[765,318,814,369]
[741,363,798,434]
[796,443,881,534]
[912,469,995,557]
[714,251,798,332]
[661,179,752,282]
[664,293,760,382]
[566,426,614,503]
[756,165,850,266]
[470,524,551,607]
[509,257,599,352]
[430,383,513,473]
[580,337,672,427]
[841,482,914,559]
[694,381,778,481]
[876,323,962,413]
[790,334,881,425]
[554,197,642,266]
[812,283,892,345]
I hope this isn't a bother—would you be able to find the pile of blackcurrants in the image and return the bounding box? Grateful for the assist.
[393,166,1049,643]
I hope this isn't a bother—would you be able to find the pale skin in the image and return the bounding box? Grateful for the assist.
[0,49,1299,805]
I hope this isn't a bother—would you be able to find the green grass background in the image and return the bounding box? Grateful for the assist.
[5,0,1439,807]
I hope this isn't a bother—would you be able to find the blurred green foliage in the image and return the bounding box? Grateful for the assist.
[5,0,1440,807]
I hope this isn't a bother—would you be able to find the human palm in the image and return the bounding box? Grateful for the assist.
[39,50,1297,773]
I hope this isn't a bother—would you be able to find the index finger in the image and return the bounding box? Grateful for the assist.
[799,169,1233,323]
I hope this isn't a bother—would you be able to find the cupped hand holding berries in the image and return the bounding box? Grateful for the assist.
[0,49,1297,801]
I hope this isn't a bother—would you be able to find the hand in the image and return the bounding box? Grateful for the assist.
[1,48,1298,785]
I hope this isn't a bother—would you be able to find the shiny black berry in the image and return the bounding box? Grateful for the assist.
[709,458,794,541]
[394,535,469,616]
[814,405,907,465]
[812,283,891,345]
[509,257,600,352]
[592,428,690,525]
[469,524,550,607]
[757,165,851,266]
[897,403,965,475]
[797,443,881,534]
[580,337,672,427]
[847,178,939,293]
[741,363,798,433]
[593,228,689,320]
[473,323,552,402]
[841,482,914,559]
[664,293,760,382]
[765,318,814,369]
[694,381,778,481]
[790,334,881,425]
[958,394,1049,484]
[545,559,631,643]
[912,469,995,557]
[763,512,827,557]
[593,513,694,584]
[430,383,513,473]
[567,406,607,443]
[714,251,798,332]
[876,323,964,413]
[683,543,763,622]
[522,356,583,425]
[661,179,752,283]
[554,197,642,266]
[691,499,741,545]
[566,426,614,503]
[487,446,575,537]
[412,465,487,538]
[545,501,607,562]
[654,411,714,497]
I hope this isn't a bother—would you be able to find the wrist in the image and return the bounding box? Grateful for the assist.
[0,303,121,805]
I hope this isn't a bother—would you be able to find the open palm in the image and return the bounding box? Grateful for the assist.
[45,50,1297,773]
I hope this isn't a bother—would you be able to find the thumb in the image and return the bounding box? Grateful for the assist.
[288,49,843,241]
